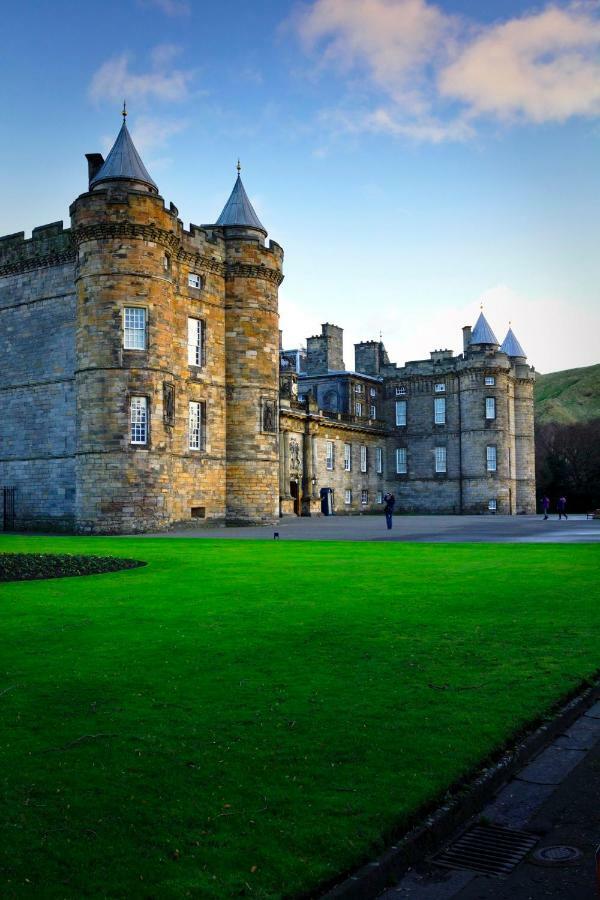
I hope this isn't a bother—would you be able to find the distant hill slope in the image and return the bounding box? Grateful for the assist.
[534,363,600,425]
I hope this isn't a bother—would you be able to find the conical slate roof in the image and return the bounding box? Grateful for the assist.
[500,327,526,358]
[216,174,266,233]
[471,311,498,345]
[90,120,158,192]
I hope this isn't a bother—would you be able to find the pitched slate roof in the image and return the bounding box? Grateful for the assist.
[500,327,526,358]
[216,175,266,233]
[90,121,158,192]
[471,311,499,345]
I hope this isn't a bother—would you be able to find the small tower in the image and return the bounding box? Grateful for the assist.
[216,165,283,523]
[70,110,180,532]
[501,326,536,514]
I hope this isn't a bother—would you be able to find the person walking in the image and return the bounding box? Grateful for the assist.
[557,495,568,520]
[541,495,550,520]
[383,492,395,531]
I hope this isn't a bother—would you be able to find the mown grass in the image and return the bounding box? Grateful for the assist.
[1,536,599,899]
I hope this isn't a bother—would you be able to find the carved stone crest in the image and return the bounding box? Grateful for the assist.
[163,382,175,427]
[289,438,301,472]
[262,398,277,433]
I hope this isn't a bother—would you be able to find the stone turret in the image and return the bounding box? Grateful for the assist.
[70,113,181,531]
[216,166,283,523]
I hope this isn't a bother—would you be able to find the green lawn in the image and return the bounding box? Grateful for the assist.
[1,536,599,899]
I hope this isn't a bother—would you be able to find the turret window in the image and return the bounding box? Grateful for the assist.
[395,386,406,396]
[189,401,206,450]
[396,400,407,426]
[486,445,497,472]
[485,397,496,420]
[485,375,496,386]
[188,318,205,367]
[188,272,203,290]
[123,307,147,350]
[130,397,148,445]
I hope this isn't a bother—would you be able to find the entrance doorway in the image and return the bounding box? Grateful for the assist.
[320,487,334,515]
[290,480,301,516]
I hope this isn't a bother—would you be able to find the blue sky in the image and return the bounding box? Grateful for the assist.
[1,0,599,372]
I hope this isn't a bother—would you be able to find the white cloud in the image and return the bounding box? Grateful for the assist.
[130,115,189,154]
[439,3,600,122]
[293,0,600,141]
[89,45,194,105]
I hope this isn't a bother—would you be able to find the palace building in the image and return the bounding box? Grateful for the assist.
[0,115,536,533]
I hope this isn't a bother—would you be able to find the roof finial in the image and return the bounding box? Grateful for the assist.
[480,301,483,311]
[122,100,127,121]
[236,159,241,176]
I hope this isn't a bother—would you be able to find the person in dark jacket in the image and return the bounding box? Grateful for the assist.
[541,495,550,520]
[557,495,568,520]
[383,493,395,530]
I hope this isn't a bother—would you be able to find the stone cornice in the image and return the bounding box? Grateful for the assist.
[0,249,76,278]
[73,222,227,278]
[226,261,284,286]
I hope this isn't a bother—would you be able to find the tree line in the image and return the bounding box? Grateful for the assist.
[535,419,600,513]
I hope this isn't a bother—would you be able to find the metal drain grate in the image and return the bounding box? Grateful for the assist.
[432,823,539,877]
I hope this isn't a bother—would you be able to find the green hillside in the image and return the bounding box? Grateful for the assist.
[534,363,600,425]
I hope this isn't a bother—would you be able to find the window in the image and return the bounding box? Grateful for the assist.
[344,489,352,505]
[395,386,406,396]
[485,396,496,420]
[360,445,367,472]
[376,490,383,504]
[326,440,334,470]
[163,253,171,272]
[488,498,497,512]
[130,396,148,445]
[361,490,368,505]
[187,317,204,367]
[370,387,377,397]
[189,401,206,450]
[370,404,376,419]
[434,382,446,393]
[486,445,497,472]
[396,447,407,474]
[123,307,146,350]
[376,446,383,474]
[355,401,363,416]
[396,400,407,426]
[354,383,364,394]
[344,443,352,471]
[435,446,447,473]
[434,397,446,425]
[188,272,202,289]
[485,375,496,386]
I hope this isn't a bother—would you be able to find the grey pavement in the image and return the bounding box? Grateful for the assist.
[381,701,600,899]
[146,514,600,542]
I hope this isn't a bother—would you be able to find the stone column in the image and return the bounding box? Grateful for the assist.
[279,431,286,499]
[311,433,319,499]
[303,431,313,500]
[283,432,291,498]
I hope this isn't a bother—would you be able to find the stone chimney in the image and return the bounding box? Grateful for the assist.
[305,323,345,374]
[462,326,472,354]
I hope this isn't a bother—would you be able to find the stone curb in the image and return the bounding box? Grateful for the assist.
[318,679,600,900]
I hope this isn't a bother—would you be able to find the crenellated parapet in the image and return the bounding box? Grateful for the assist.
[0,222,75,276]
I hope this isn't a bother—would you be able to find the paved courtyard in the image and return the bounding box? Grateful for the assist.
[157,514,600,543]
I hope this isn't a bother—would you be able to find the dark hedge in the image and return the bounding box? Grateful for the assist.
[0,554,145,582]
